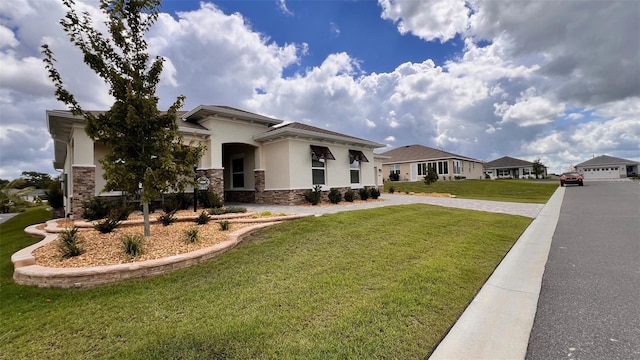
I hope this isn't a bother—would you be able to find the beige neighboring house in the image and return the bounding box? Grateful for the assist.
[47,105,385,216]
[575,155,639,180]
[378,144,484,181]
[484,156,547,179]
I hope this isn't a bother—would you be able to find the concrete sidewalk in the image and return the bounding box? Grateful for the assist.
[429,187,565,360]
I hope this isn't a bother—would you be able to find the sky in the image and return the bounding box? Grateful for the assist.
[1,0,639,180]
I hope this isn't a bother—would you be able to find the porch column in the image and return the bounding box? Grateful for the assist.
[71,165,95,217]
[204,168,224,202]
[254,169,266,204]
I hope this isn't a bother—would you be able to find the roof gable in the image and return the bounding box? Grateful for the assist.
[377,144,480,163]
[576,155,639,167]
[484,156,534,168]
[253,122,384,148]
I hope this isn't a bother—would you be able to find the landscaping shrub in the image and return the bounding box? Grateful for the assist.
[388,186,395,194]
[225,206,247,214]
[260,211,272,216]
[370,187,381,199]
[184,227,199,243]
[208,207,225,216]
[198,190,223,209]
[359,187,369,201]
[109,205,134,221]
[82,197,113,220]
[122,234,144,257]
[344,189,355,202]
[423,166,439,185]
[304,185,322,205]
[170,192,193,210]
[158,210,177,226]
[219,220,230,231]
[45,181,64,209]
[195,211,211,225]
[58,226,83,259]
[389,173,400,181]
[328,188,342,204]
[93,217,121,233]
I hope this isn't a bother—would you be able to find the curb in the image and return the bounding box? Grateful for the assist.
[429,186,565,360]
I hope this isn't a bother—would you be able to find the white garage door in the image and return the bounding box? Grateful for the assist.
[579,166,621,180]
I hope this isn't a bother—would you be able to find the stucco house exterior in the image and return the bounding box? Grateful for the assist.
[575,155,639,180]
[483,156,547,179]
[378,144,484,181]
[47,105,385,216]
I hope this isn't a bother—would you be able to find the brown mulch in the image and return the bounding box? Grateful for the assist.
[35,220,253,269]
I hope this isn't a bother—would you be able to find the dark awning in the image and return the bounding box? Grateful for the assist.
[310,145,335,160]
[349,150,369,163]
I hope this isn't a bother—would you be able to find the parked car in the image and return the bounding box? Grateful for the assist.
[560,172,583,187]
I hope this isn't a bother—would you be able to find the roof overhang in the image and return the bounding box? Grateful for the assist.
[182,105,283,127]
[46,110,85,170]
[253,127,385,149]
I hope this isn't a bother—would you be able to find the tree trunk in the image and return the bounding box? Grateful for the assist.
[142,200,150,236]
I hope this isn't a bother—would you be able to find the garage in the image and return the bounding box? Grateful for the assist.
[576,155,639,180]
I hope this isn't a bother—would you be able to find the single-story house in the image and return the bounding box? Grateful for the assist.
[575,155,639,180]
[377,144,484,181]
[484,156,547,179]
[47,105,386,216]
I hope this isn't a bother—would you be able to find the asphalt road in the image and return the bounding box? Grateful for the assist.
[526,181,640,359]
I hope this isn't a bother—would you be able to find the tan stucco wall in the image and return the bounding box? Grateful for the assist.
[262,140,291,189]
[199,117,271,168]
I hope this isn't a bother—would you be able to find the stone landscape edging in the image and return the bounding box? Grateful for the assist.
[12,214,311,288]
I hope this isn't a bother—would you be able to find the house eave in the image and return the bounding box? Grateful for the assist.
[182,105,283,127]
[253,127,385,149]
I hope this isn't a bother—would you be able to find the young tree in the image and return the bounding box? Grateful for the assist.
[423,165,439,185]
[42,0,204,236]
[532,159,545,179]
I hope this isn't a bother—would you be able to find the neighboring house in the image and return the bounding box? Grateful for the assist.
[47,105,385,216]
[6,189,47,202]
[378,144,484,181]
[575,155,639,180]
[484,156,547,179]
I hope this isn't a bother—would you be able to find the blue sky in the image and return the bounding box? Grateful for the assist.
[0,0,638,180]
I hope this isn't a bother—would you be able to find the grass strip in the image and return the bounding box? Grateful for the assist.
[1,204,531,359]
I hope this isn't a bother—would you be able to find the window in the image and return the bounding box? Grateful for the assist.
[523,168,530,175]
[350,160,360,183]
[310,145,335,185]
[453,160,461,174]
[312,157,326,185]
[437,161,449,175]
[231,157,244,188]
[389,164,400,175]
[349,150,368,184]
[417,163,427,176]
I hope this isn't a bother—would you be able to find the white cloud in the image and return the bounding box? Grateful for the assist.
[379,0,470,42]
[277,0,293,16]
[330,22,340,37]
[385,136,396,142]
[494,89,565,127]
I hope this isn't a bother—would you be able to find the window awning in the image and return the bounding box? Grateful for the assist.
[310,145,335,160]
[349,150,369,163]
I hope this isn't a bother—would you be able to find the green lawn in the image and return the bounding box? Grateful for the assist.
[1,205,531,359]
[384,179,558,203]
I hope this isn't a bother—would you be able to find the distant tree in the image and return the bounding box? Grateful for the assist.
[532,159,545,179]
[20,171,53,189]
[0,179,9,188]
[423,165,439,185]
[42,0,204,236]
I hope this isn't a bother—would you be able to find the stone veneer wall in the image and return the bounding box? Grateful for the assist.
[203,168,224,202]
[71,166,95,217]
[225,190,256,203]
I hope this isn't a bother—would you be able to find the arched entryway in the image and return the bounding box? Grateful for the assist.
[222,143,259,203]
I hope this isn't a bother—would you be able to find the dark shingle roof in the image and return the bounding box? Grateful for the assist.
[274,122,374,143]
[576,155,639,167]
[377,144,480,164]
[484,156,534,168]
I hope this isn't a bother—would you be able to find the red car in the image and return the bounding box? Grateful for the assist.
[560,172,583,186]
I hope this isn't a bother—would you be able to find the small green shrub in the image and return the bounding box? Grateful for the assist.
[389,173,400,181]
[82,197,113,220]
[109,205,134,221]
[170,192,193,210]
[260,211,272,216]
[45,181,64,209]
[58,226,83,259]
[359,187,370,201]
[158,210,177,226]
[225,206,247,214]
[195,211,211,225]
[94,217,121,233]
[344,189,355,202]
[328,188,342,204]
[122,234,144,257]
[304,185,322,205]
[370,187,381,199]
[208,207,225,215]
[388,186,395,194]
[184,227,199,243]
[219,220,231,231]
[199,190,223,209]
